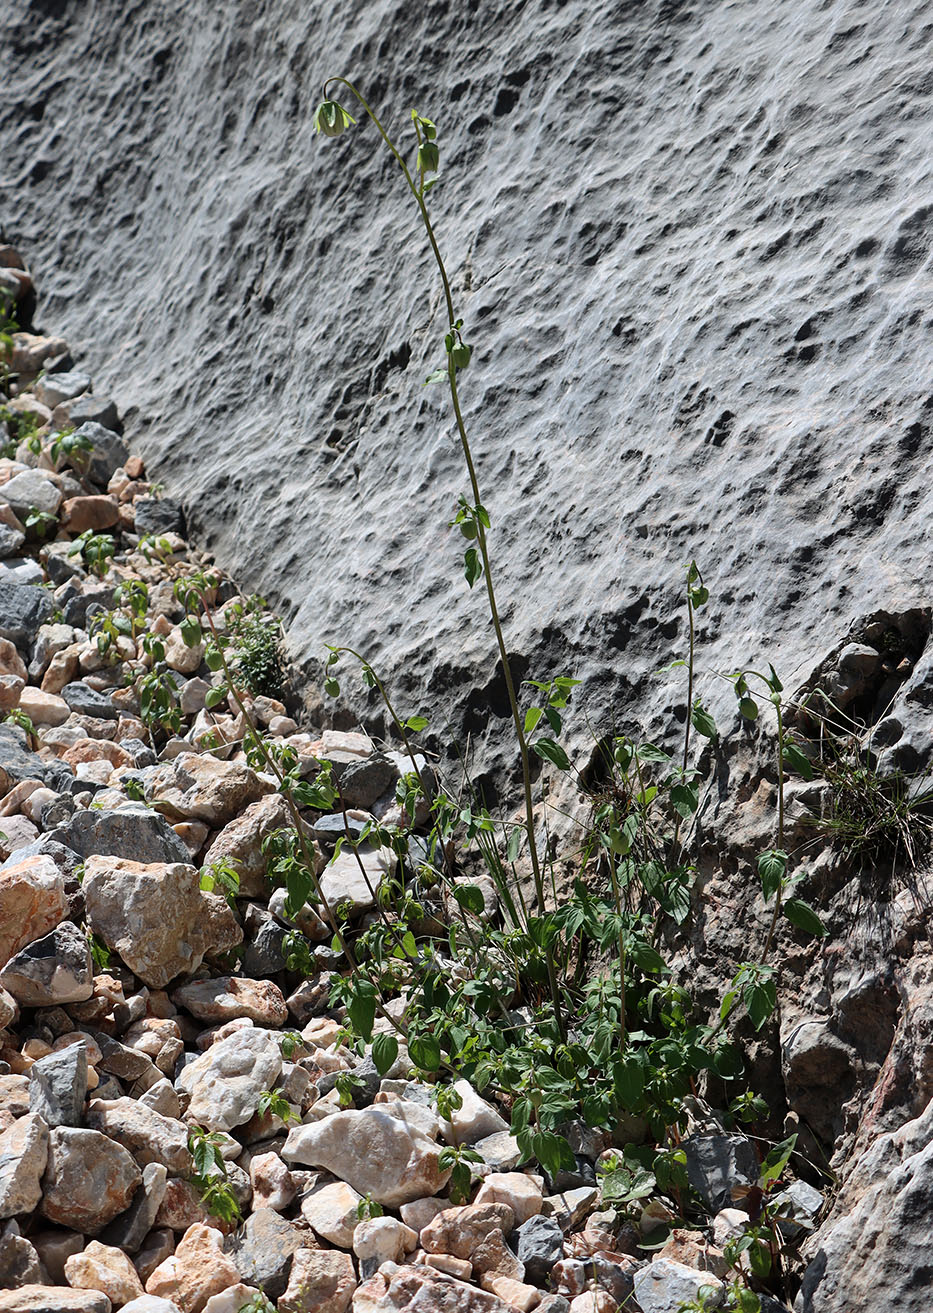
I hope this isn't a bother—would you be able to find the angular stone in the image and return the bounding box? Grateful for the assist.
[134,499,184,537]
[60,683,120,720]
[172,977,287,1028]
[300,1180,363,1247]
[146,753,265,826]
[633,1258,724,1313]
[100,1161,168,1253]
[0,1114,49,1218]
[545,1186,599,1231]
[176,1026,282,1132]
[440,1080,509,1145]
[52,808,190,865]
[226,1207,305,1299]
[283,1108,450,1207]
[0,853,64,966]
[0,1229,42,1288]
[28,1039,88,1127]
[86,1097,191,1174]
[319,846,389,916]
[353,1216,418,1273]
[335,753,397,808]
[474,1131,522,1172]
[248,1151,295,1212]
[35,370,90,409]
[201,1286,262,1313]
[0,921,93,1006]
[0,471,62,519]
[69,425,129,489]
[278,1247,357,1313]
[133,1229,175,1286]
[145,1222,241,1313]
[65,1240,145,1307]
[516,1214,564,1284]
[0,1288,111,1312]
[83,856,240,988]
[683,1134,759,1213]
[352,1263,512,1312]
[0,726,73,792]
[420,1204,515,1261]
[41,1126,141,1233]
[61,496,120,534]
[474,1173,543,1226]
[53,395,119,434]
[203,793,320,898]
[121,1299,184,1313]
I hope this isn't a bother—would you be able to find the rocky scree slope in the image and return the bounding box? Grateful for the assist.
[0,261,808,1313]
[2,255,933,1312]
[2,0,933,791]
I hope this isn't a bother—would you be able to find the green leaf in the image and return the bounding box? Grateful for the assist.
[204,686,227,710]
[523,706,543,735]
[463,547,482,588]
[452,884,485,916]
[783,898,828,937]
[530,1130,575,1177]
[691,702,718,739]
[404,715,428,732]
[401,930,418,957]
[744,979,777,1031]
[629,941,667,974]
[669,783,699,818]
[757,849,787,901]
[347,982,377,1044]
[424,369,447,385]
[612,1055,645,1110]
[759,1133,797,1186]
[180,617,201,646]
[739,696,759,720]
[409,1033,441,1072]
[636,743,671,764]
[782,740,813,780]
[417,141,439,173]
[205,645,223,672]
[533,738,571,771]
[371,1033,399,1078]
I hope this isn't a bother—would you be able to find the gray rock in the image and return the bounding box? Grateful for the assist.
[134,498,184,536]
[0,1115,49,1219]
[335,753,398,809]
[474,1130,522,1172]
[119,738,158,768]
[516,1213,563,1284]
[57,395,120,434]
[0,472,61,520]
[40,1125,141,1235]
[633,1258,723,1313]
[225,1207,305,1299]
[683,1133,760,1212]
[60,682,119,720]
[310,812,373,845]
[0,729,73,793]
[99,1161,168,1253]
[28,1040,88,1128]
[0,528,24,562]
[49,807,189,865]
[0,1287,111,1313]
[35,370,91,409]
[0,921,93,1006]
[0,558,43,587]
[241,903,288,977]
[285,974,331,1024]
[0,585,52,653]
[62,583,116,629]
[0,1229,42,1289]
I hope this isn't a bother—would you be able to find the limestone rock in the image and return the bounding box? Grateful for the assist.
[0,1113,49,1218]
[41,1126,141,1233]
[318,846,389,916]
[203,793,320,898]
[474,1173,543,1226]
[0,1229,42,1288]
[300,1180,363,1247]
[0,853,64,966]
[283,1108,450,1206]
[420,1203,515,1261]
[28,1039,88,1127]
[171,977,287,1028]
[278,1247,357,1313]
[145,1223,241,1313]
[440,1081,509,1146]
[0,1288,112,1312]
[226,1207,306,1298]
[65,1240,145,1307]
[248,1151,295,1212]
[51,808,190,865]
[145,753,265,825]
[176,1026,282,1132]
[99,1161,169,1253]
[86,1097,192,1174]
[0,921,93,1006]
[83,856,240,988]
[633,1259,724,1312]
[352,1263,512,1312]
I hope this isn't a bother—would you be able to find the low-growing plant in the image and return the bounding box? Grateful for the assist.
[188,1125,241,1224]
[68,529,116,578]
[199,858,241,905]
[256,1088,298,1125]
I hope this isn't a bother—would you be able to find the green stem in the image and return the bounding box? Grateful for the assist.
[321,79,565,1039]
[761,699,785,963]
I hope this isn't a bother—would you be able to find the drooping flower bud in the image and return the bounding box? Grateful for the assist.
[313,100,356,137]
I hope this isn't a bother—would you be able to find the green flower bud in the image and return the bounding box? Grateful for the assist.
[314,100,356,137]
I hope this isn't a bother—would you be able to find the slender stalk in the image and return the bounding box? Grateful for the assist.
[761,699,785,963]
[320,80,566,1037]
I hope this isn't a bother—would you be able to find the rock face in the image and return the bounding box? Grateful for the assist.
[3,1,933,785]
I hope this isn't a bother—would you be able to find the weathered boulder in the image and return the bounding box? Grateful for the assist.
[83,856,240,987]
[0,921,93,1006]
[28,1040,88,1127]
[283,1107,450,1206]
[0,1288,111,1312]
[0,853,64,966]
[50,809,191,864]
[145,1223,241,1313]
[65,1240,145,1308]
[278,1247,357,1313]
[0,1114,49,1218]
[41,1126,141,1233]
[175,1026,282,1132]
[86,1097,192,1174]
[352,1263,512,1312]
[145,753,265,825]
[171,976,288,1027]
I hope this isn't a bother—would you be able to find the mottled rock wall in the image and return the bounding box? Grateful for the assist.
[3,0,932,787]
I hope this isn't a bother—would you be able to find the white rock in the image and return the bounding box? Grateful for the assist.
[440,1080,509,1145]
[301,1179,363,1246]
[474,1173,543,1225]
[353,1216,419,1263]
[176,1026,282,1131]
[633,1258,725,1312]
